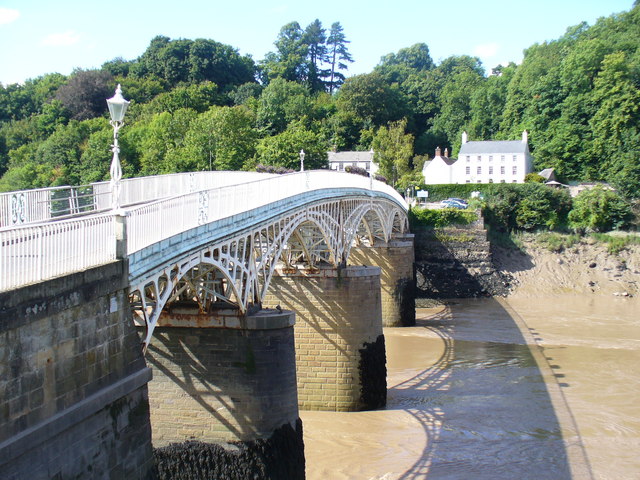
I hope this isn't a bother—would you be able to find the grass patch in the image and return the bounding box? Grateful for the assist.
[590,232,640,254]
[534,232,581,252]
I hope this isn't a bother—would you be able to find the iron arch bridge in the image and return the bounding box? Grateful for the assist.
[126,172,408,349]
[0,170,408,349]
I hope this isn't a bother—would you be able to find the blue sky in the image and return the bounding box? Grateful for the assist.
[0,0,635,85]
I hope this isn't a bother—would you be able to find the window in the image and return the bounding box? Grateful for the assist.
[500,180,506,183]
[500,166,505,175]
[477,166,482,175]
[489,155,493,162]
[489,179,494,183]
[513,155,517,162]
[477,155,481,162]
[465,166,470,175]
[489,166,493,175]
[465,180,471,183]
[501,155,505,162]
[512,166,517,175]
[477,180,482,183]
[365,163,370,171]
[466,155,470,162]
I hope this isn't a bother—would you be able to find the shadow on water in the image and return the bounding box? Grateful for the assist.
[387,299,592,480]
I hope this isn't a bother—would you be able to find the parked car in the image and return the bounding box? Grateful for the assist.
[440,198,468,209]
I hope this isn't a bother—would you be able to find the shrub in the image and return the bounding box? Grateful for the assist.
[409,207,478,228]
[483,183,572,232]
[568,186,633,232]
[344,165,369,177]
[255,164,294,174]
[535,232,580,252]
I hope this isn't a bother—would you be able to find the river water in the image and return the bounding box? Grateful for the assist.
[301,295,640,480]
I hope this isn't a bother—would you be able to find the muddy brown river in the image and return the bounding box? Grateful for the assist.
[301,295,640,479]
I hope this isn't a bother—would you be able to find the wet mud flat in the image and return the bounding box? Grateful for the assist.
[302,297,598,480]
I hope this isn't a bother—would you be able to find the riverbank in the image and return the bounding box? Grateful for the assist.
[492,236,640,298]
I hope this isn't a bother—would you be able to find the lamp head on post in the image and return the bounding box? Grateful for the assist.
[299,149,305,172]
[107,84,130,125]
[106,84,129,211]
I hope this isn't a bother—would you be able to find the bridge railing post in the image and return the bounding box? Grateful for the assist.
[115,212,128,259]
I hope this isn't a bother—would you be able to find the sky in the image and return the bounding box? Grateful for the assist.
[0,0,635,86]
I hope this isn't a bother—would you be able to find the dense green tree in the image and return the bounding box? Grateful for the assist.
[55,69,114,120]
[372,118,414,187]
[255,121,328,170]
[173,105,257,171]
[260,22,309,84]
[326,22,354,93]
[336,73,408,128]
[569,185,633,232]
[131,36,255,89]
[303,20,330,92]
[256,78,312,134]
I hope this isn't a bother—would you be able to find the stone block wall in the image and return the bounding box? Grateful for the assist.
[349,234,416,327]
[0,261,154,479]
[264,266,386,411]
[414,216,510,298]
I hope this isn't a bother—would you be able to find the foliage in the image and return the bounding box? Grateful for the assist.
[568,185,633,232]
[533,232,580,252]
[1,7,640,200]
[524,172,545,183]
[372,118,414,187]
[409,206,478,228]
[590,232,640,254]
[255,122,328,170]
[55,69,114,120]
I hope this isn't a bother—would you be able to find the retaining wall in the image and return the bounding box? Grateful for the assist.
[0,261,154,480]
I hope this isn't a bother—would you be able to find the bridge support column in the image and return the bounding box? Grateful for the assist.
[264,266,386,412]
[349,234,416,327]
[142,308,304,480]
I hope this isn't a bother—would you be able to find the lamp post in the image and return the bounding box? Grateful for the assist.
[299,149,305,172]
[106,84,130,211]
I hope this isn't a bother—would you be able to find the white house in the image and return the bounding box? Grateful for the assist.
[328,150,378,176]
[423,131,534,184]
[420,147,456,184]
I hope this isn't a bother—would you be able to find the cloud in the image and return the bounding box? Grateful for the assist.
[41,30,81,47]
[0,7,20,25]
[473,42,500,58]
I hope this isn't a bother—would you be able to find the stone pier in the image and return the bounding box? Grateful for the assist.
[142,307,304,479]
[264,265,386,412]
[349,233,416,327]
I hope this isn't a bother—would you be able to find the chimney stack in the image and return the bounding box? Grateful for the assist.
[444,148,449,157]
[522,130,528,143]
[435,146,441,157]
[462,131,468,144]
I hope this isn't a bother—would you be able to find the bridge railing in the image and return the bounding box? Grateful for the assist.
[126,170,407,254]
[0,171,276,228]
[0,171,405,291]
[0,213,117,291]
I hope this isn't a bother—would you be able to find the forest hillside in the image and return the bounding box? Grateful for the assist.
[0,7,638,198]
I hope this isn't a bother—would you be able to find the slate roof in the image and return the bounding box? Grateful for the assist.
[459,140,527,155]
[328,151,374,162]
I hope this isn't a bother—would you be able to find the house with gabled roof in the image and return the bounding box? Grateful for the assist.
[421,147,456,184]
[328,150,378,176]
[423,131,534,184]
